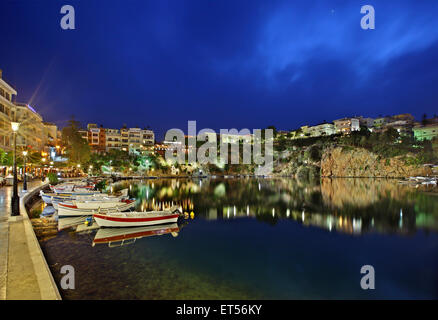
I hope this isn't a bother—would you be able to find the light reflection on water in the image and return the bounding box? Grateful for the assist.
[40,178,438,299]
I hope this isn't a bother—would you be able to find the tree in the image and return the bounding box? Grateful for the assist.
[61,117,90,165]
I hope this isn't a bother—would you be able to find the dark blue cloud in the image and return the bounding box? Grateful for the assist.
[1,0,438,139]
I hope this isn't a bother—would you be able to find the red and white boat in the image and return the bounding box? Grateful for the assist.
[93,207,181,227]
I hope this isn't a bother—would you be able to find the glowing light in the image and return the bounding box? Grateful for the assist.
[22,151,28,156]
[11,122,20,132]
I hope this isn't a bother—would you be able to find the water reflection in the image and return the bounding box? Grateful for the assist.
[92,224,180,247]
[111,177,438,235]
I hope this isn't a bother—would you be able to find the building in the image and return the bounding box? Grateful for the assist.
[44,122,59,147]
[80,124,155,153]
[141,129,154,146]
[374,113,415,136]
[14,103,46,151]
[0,69,16,150]
[120,127,129,151]
[305,122,336,137]
[373,116,388,128]
[413,123,438,141]
[0,71,48,152]
[333,118,360,134]
[358,117,374,129]
[105,128,121,151]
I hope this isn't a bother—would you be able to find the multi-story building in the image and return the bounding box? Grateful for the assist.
[105,128,121,151]
[44,122,59,147]
[142,129,154,146]
[120,127,129,151]
[80,124,155,153]
[128,127,142,151]
[413,123,438,141]
[305,122,336,137]
[0,69,16,150]
[14,103,46,151]
[86,124,106,153]
[358,117,374,129]
[0,71,47,152]
[374,113,415,136]
[373,117,388,128]
[333,118,360,134]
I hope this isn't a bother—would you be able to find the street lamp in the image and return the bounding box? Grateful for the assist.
[11,122,20,216]
[22,150,28,192]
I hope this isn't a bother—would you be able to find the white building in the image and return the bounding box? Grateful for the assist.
[333,118,360,134]
[305,123,336,137]
[0,69,16,150]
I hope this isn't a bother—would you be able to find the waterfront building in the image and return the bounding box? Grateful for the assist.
[333,117,360,134]
[80,124,155,153]
[141,129,154,146]
[86,124,106,153]
[0,69,16,150]
[105,128,121,151]
[14,103,46,151]
[121,127,129,151]
[44,122,59,147]
[413,123,438,141]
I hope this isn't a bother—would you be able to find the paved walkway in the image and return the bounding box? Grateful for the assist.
[0,180,60,300]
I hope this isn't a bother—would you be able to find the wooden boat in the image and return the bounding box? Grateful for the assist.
[92,223,179,247]
[93,207,181,227]
[58,199,136,216]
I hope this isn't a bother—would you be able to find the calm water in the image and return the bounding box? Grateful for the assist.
[39,178,438,299]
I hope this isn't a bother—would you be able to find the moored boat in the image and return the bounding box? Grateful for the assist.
[93,207,181,227]
[58,199,136,216]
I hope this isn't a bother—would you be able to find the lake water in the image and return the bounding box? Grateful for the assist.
[39,178,438,299]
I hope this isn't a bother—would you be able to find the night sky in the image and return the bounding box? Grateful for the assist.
[1,0,438,140]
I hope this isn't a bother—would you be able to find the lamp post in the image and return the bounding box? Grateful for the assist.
[11,122,20,216]
[22,150,28,192]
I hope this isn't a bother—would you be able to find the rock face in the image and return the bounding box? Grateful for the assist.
[321,147,432,178]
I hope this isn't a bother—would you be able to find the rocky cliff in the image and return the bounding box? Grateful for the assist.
[321,147,432,178]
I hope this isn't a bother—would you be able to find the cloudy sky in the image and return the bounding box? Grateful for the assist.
[1,0,437,139]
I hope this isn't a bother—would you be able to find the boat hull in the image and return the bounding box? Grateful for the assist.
[93,212,179,227]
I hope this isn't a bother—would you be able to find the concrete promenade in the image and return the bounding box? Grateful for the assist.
[0,180,61,300]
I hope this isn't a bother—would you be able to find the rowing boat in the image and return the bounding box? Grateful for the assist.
[58,199,136,216]
[93,207,181,227]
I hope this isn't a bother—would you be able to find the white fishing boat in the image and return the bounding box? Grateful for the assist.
[58,199,136,216]
[93,207,181,227]
[52,189,129,209]
[92,223,179,247]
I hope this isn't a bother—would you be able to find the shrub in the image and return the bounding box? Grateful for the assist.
[47,173,58,184]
